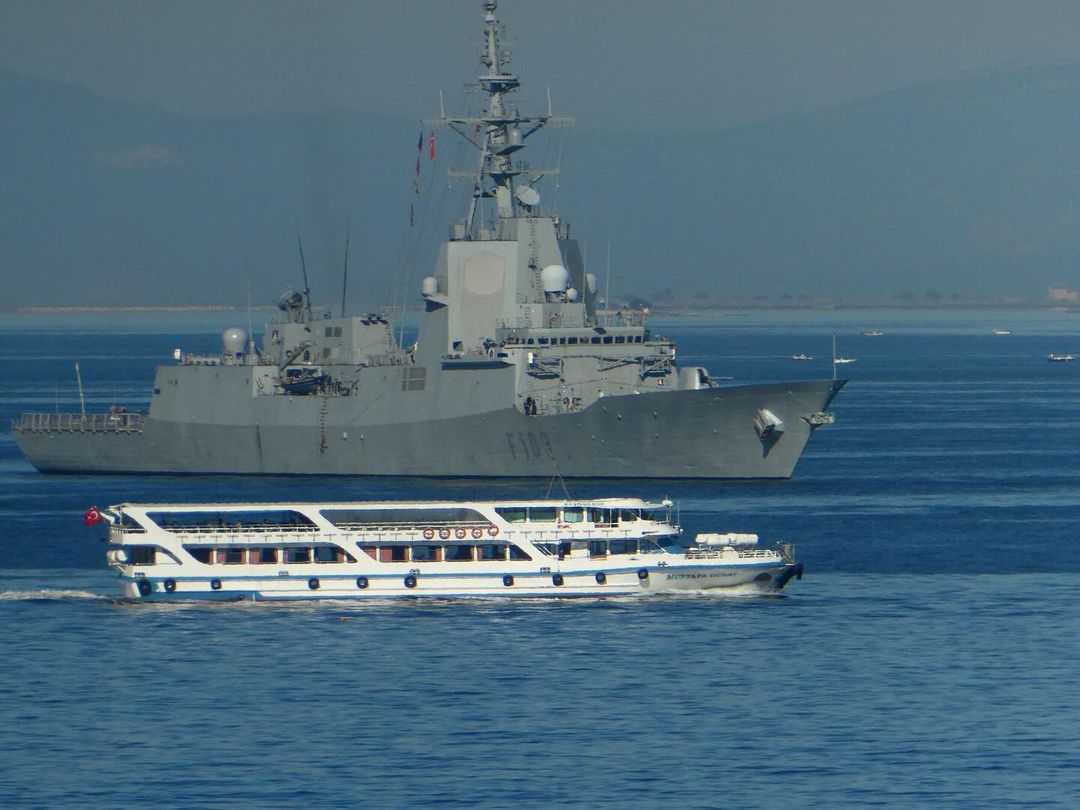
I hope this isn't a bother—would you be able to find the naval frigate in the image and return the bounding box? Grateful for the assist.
[12,0,844,479]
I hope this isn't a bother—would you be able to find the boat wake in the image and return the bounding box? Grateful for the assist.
[0,588,109,602]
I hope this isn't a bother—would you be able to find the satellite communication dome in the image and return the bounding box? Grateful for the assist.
[566,287,579,301]
[585,273,598,294]
[540,264,570,293]
[222,328,247,355]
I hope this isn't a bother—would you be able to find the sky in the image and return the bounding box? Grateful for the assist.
[6,0,1080,130]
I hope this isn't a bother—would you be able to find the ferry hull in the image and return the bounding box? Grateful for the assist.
[118,562,800,601]
[16,380,842,479]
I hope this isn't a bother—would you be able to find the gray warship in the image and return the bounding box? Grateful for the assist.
[12,0,844,479]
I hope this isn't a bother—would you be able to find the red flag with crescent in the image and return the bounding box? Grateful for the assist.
[83,506,102,525]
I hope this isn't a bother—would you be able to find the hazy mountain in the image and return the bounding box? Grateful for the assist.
[5,62,1080,308]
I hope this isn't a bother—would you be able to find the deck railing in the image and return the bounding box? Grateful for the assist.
[13,412,147,433]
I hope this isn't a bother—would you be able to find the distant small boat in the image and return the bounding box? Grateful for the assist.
[1048,353,1075,362]
[862,330,884,336]
[790,353,814,361]
[833,357,857,364]
[993,329,1012,335]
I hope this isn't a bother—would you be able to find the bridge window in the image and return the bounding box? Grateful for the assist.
[496,506,526,523]
[562,506,584,523]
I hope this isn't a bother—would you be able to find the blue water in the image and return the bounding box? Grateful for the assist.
[2,308,1080,808]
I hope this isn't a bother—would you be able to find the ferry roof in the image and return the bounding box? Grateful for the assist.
[107,497,670,513]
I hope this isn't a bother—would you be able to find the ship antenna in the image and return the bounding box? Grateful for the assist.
[74,362,86,420]
[832,333,837,381]
[296,234,313,322]
[341,221,351,318]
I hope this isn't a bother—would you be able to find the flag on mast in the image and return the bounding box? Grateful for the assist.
[428,131,435,160]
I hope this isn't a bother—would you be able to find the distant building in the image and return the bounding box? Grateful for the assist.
[1049,286,1079,303]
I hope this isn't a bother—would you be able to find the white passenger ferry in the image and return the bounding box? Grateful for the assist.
[87,498,803,601]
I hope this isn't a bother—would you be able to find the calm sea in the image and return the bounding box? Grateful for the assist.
[2,308,1079,808]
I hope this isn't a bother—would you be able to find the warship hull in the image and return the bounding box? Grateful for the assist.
[14,379,843,478]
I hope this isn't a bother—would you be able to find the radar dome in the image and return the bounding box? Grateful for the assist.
[514,185,540,207]
[540,264,570,293]
[222,328,247,356]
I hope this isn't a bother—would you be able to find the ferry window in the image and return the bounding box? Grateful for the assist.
[508,546,532,561]
[478,544,506,561]
[619,509,639,522]
[223,548,245,564]
[411,545,441,562]
[496,507,526,523]
[379,546,408,563]
[610,539,639,555]
[131,546,157,565]
[334,327,342,338]
[256,548,278,564]
[529,507,557,523]
[359,546,377,560]
[324,327,333,337]
[538,338,549,345]
[286,548,312,564]
[562,507,584,523]
[559,338,567,345]
[635,336,643,343]
[603,336,613,344]
[568,337,578,345]
[589,541,607,558]
[527,338,535,345]
[590,508,615,525]
[444,545,472,562]
[591,337,601,344]
[615,336,625,344]
[535,542,558,557]
[314,545,341,563]
[185,547,212,564]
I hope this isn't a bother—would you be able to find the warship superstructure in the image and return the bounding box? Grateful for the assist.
[13,0,843,478]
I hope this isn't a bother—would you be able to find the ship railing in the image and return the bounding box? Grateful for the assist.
[683,546,780,560]
[13,412,147,433]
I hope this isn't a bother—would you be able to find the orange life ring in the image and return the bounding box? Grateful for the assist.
[471,527,483,539]
[455,528,466,539]
[488,525,499,537]
[439,528,450,539]
[423,528,434,540]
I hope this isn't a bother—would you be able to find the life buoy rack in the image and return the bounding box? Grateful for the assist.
[137,579,152,596]
[438,528,451,540]
[552,573,564,586]
[356,576,369,589]
[404,575,418,589]
[488,525,499,537]
[164,578,177,593]
[502,574,514,587]
[471,527,483,539]
[210,578,222,591]
[423,528,434,540]
[308,577,320,590]
[455,527,467,539]
[595,572,607,584]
